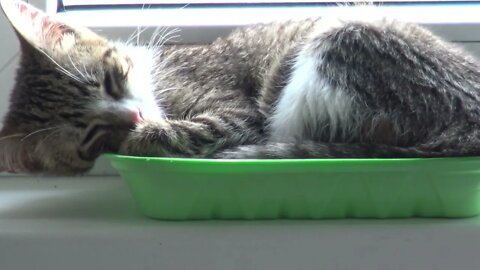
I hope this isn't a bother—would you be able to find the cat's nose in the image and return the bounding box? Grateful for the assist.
[129,108,143,123]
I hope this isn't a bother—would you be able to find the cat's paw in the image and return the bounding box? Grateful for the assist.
[118,120,170,157]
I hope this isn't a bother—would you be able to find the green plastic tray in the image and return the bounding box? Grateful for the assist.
[107,155,480,220]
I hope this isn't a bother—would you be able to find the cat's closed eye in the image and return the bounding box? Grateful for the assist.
[101,49,133,100]
[103,70,122,100]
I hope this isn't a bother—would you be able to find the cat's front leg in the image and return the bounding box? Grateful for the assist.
[119,120,209,157]
[119,115,259,158]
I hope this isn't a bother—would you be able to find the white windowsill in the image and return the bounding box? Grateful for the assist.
[1,175,480,269]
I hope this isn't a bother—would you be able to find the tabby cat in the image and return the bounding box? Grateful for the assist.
[2,0,480,175]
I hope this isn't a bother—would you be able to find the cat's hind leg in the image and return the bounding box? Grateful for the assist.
[269,18,477,148]
[268,28,362,144]
[238,18,480,159]
[268,19,380,144]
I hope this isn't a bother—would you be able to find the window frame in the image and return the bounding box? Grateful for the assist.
[50,1,480,44]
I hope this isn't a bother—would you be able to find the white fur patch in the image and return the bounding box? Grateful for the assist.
[269,53,356,142]
[113,43,164,121]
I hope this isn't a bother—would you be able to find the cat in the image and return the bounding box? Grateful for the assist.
[2,0,480,175]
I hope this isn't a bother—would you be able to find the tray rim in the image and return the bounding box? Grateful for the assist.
[105,153,480,165]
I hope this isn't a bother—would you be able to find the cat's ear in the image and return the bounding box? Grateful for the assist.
[0,0,101,54]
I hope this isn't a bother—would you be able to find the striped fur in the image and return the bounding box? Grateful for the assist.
[3,0,480,175]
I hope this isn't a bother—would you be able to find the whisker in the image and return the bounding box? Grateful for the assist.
[56,67,86,84]
[179,3,191,10]
[0,133,24,143]
[126,28,138,46]
[149,26,168,48]
[21,126,61,142]
[126,25,149,46]
[154,26,173,43]
[38,48,86,84]
[158,34,181,48]
[81,63,95,83]
[68,54,90,83]
[155,28,181,47]
[36,127,66,148]
[126,26,141,45]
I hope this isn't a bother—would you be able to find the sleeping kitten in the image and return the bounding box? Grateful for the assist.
[2,0,480,175]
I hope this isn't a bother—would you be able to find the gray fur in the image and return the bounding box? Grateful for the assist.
[2,1,480,175]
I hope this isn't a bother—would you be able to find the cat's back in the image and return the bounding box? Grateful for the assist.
[155,19,318,91]
[151,19,318,117]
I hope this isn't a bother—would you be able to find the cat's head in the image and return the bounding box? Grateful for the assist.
[0,0,163,175]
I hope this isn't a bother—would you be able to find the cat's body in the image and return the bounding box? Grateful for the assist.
[2,0,480,175]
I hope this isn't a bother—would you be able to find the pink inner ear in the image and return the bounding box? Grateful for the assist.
[14,0,57,38]
[29,10,39,20]
[20,2,48,29]
[16,1,41,20]
[3,0,84,52]
[42,17,51,31]
[17,1,28,13]
[42,19,71,42]
[16,1,38,15]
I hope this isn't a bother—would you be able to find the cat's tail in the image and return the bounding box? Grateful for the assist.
[213,141,477,159]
